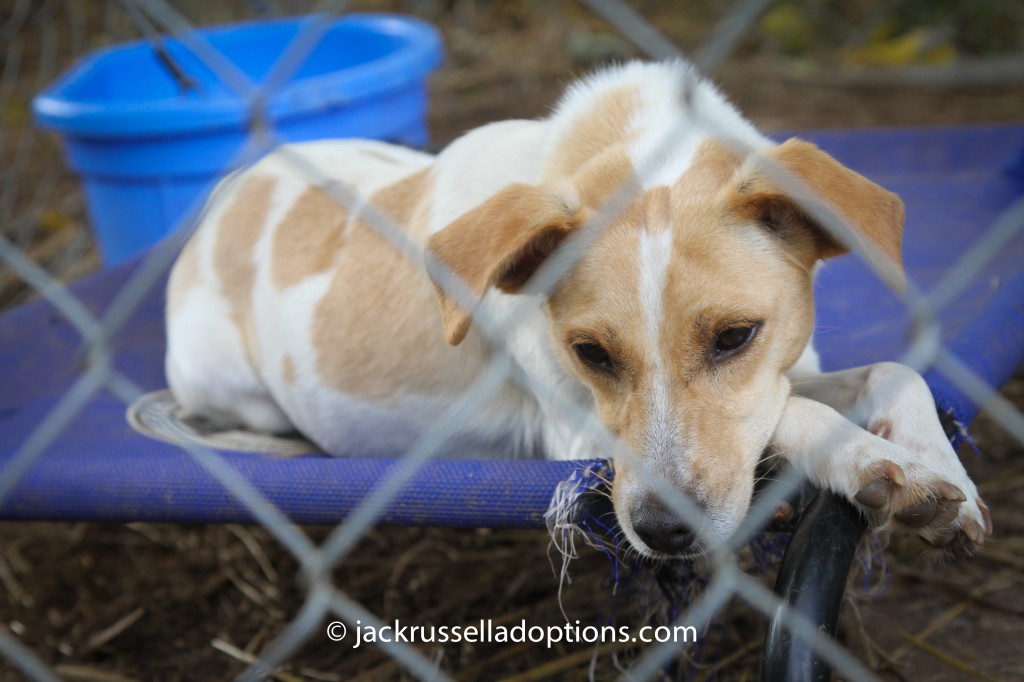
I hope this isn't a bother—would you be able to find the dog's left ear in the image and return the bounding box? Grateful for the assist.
[426,183,581,345]
[732,138,906,290]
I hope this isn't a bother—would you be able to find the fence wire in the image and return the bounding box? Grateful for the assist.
[1,1,1022,680]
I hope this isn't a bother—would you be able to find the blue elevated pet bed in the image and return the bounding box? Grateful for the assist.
[1,125,1023,527]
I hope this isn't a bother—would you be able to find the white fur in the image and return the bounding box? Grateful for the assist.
[638,228,679,466]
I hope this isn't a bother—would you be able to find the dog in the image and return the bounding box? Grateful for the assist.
[166,60,991,559]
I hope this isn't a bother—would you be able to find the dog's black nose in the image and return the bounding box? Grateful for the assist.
[631,499,696,555]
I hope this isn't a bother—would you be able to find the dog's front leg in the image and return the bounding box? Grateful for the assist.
[789,363,987,509]
[773,371,991,553]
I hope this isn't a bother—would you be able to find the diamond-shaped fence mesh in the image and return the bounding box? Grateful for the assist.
[1,1,1023,680]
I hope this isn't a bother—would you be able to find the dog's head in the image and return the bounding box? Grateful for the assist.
[427,137,904,559]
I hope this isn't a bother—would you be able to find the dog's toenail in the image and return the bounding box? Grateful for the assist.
[962,520,985,545]
[880,460,906,487]
[935,481,966,502]
[979,500,993,535]
[855,479,891,510]
[896,498,937,528]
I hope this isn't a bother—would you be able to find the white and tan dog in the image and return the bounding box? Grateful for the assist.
[166,61,991,558]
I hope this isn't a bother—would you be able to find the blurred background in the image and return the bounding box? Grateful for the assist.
[1,1,1023,680]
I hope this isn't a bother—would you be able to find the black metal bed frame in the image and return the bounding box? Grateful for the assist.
[762,492,867,681]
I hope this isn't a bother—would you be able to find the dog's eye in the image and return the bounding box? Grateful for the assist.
[574,342,613,371]
[713,324,759,360]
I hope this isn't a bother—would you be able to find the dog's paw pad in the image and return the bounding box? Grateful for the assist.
[921,525,958,548]
[930,498,961,527]
[894,497,939,528]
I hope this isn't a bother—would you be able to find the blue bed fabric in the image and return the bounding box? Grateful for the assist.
[1,125,1023,527]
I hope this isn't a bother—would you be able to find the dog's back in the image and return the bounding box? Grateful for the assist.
[165,139,495,451]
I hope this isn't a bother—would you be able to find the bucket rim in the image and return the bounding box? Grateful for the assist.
[32,13,443,139]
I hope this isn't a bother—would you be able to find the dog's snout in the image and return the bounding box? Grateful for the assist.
[630,499,696,555]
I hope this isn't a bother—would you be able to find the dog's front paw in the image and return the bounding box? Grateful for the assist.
[851,453,992,555]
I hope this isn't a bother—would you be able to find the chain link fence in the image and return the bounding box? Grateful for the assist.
[2,0,1023,679]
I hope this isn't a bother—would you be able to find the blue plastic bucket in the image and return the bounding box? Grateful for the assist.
[33,14,443,264]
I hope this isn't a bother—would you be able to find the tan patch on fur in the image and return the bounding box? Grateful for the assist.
[214,175,276,364]
[573,149,641,218]
[567,134,739,234]
[676,141,744,204]
[282,354,296,384]
[581,140,742,260]
[312,169,488,399]
[547,88,641,220]
[271,186,350,290]
[547,86,639,179]
[167,231,202,315]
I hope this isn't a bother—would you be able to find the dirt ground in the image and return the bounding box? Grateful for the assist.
[1,1,1024,680]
